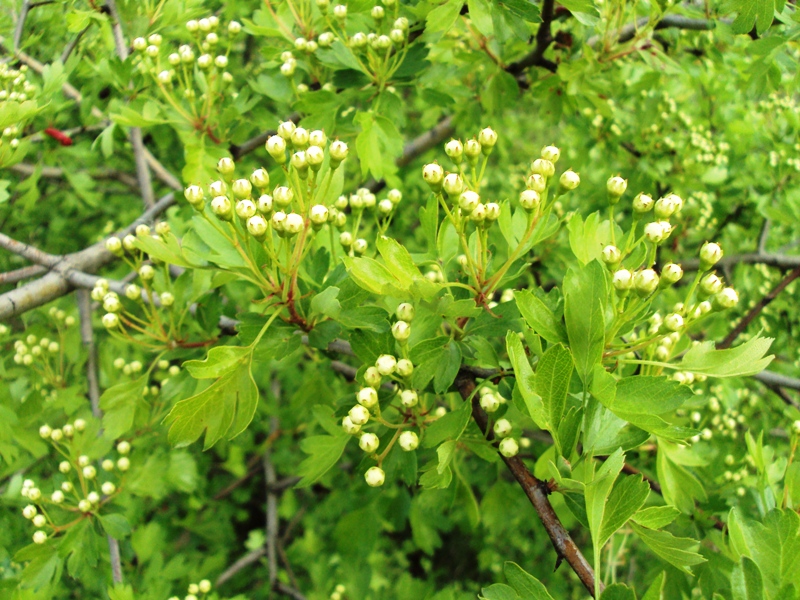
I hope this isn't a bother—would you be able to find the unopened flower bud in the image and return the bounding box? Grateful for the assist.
[601,245,621,265]
[117,457,130,471]
[442,173,464,197]
[266,136,287,162]
[232,178,252,199]
[217,157,235,176]
[359,433,380,453]
[531,158,555,179]
[342,416,361,434]
[364,466,385,487]
[519,189,540,211]
[422,163,444,191]
[392,320,411,342]
[526,173,546,193]
[329,140,349,166]
[634,269,659,296]
[633,193,654,213]
[699,242,723,269]
[493,418,512,437]
[464,139,481,162]
[700,273,723,296]
[357,387,378,408]
[499,438,519,457]
[102,313,120,329]
[458,190,480,213]
[396,302,415,322]
[445,139,463,162]
[713,287,739,309]
[664,313,684,332]
[478,128,497,152]
[398,431,419,451]
[211,195,233,220]
[349,405,370,425]
[485,202,500,221]
[661,263,683,284]
[236,200,257,220]
[479,392,500,413]
[607,176,627,201]
[396,359,414,377]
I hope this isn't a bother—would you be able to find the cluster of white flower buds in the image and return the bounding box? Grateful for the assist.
[132,16,241,105]
[168,579,212,600]
[476,388,519,457]
[20,428,130,544]
[0,63,37,151]
[329,583,347,600]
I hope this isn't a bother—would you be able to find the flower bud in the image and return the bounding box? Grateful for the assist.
[375,354,397,375]
[33,531,47,545]
[217,157,235,176]
[364,367,382,388]
[422,163,444,191]
[713,287,739,309]
[291,127,309,149]
[464,139,481,162]
[499,438,519,457]
[102,459,115,471]
[284,213,304,235]
[305,145,324,169]
[32,514,47,528]
[329,140,349,166]
[526,173,546,193]
[633,193,654,213]
[232,179,252,200]
[457,190,479,213]
[479,392,500,413]
[601,245,621,265]
[699,242,723,269]
[78,499,91,512]
[444,139,463,162]
[493,418,512,438]
[235,199,256,220]
[650,261,679,287]
[309,205,329,226]
[396,359,414,377]
[634,269,659,297]
[273,186,294,208]
[280,60,296,76]
[353,238,368,254]
[242,215,267,239]
[318,31,334,46]
[117,457,130,471]
[364,466,385,487]
[133,37,147,51]
[442,173,464,197]
[74,419,86,431]
[664,313,684,332]
[334,4,347,18]
[349,405,370,425]
[23,505,37,519]
[83,465,96,479]
[700,273,723,296]
[519,189,540,211]
[478,127,497,152]
[531,158,555,179]
[392,320,411,342]
[393,431,418,453]
[50,428,63,442]
[106,236,123,255]
[197,54,213,69]
[395,302,415,322]
[342,416,360,434]
[400,389,418,407]
[102,313,120,329]
[357,387,378,408]
[211,195,233,220]
[39,424,52,438]
[541,145,560,163]
[266,136,287,162]
[339,231,353,247]
[485,202,500,221]
[607,176,627,201]
[101,482,116,495]
[359,433,380,453]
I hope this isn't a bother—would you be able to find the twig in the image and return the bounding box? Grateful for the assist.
[10,163,140,188]
[0,264,47,285]
[719,265,800,350]
[215,547,266,587]
[230,113,301,160]
[754,371,800,393]
[758,218,771,255]
[61,24,91,63]
[365,115,455,194]
[13,1,32,52]
[0,192,175,320]
[454,370,599,597]
[586,14,718,48]
[506,0,557,77]
[76,289,123,584]
[130,128,156,207]
[265,379,280,586]
[761,382,800,411]
[274,581,307,600]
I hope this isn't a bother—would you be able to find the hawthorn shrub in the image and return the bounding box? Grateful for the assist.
[1,1,800,600]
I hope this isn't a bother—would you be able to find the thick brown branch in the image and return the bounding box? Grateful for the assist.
[506,0,557,77]
[455,370,599,596]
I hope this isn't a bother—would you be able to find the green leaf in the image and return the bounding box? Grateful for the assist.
[533,343,573,451]
[423,401,472,448]
[343,255,407,297]
[133,232,198,269]
[601,584,637,600]
[598,474,650,547]
[504,561,555,599]
[184,345,252,379]
[506,331,546,430]
[376,236,440,300]
[434,342,462,394]
[99,514,132,539]
[631,523,707,574]
[563,261,607,383]
[495,0,541,22]
[108,584,136,600]
[612,377,693,414]
[631,506,680,530]
[425,0,466,34]
[568,211,608,265]
[164,355,258,449]
[585,448,624,551]
[480,584,520,600]
[675,336,773,377]
[295,433,350,488]
[641,572,666,600]
[515,290,567,345]
[100,374,149,439]
[732,557,765,600]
